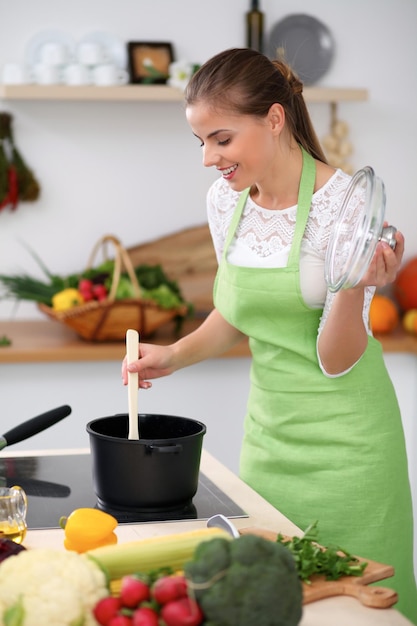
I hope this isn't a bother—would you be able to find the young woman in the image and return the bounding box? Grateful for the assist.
[123,48,417,621]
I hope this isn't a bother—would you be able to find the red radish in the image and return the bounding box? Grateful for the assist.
[78,278,94,301]
[93,596,122,625]
[152,574,188,605]
[160,597,204,626]
[131,606,160,626]
[120,575,151,608]
[92,283,108,301]
[78,278,94,292]
[108,616,132,626]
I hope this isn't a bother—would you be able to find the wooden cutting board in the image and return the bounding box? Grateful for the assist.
[239,527,398,609]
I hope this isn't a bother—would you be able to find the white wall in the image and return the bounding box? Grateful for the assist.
[0,358,250,471]
[0,0,416,322]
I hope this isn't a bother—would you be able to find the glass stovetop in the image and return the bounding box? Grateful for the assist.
[0,453,247,528]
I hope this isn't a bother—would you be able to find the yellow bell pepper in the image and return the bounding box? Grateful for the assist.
[52,288,84,311]
[60,507,118,553]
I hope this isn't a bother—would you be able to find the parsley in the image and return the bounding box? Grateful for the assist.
[0,335,11,347]
[277,521,367,583]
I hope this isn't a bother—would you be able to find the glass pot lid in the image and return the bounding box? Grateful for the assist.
[324,166,396,292]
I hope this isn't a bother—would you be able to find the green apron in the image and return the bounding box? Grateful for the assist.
[213,148,417,623]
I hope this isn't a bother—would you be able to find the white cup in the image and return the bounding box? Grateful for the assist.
[77,42,109,66]
[2,62,34,84]
[34,63,63,85]
[64,63,92,86]
[40,42,70,66]
[92,64,128,86]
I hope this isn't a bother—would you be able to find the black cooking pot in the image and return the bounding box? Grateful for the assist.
[86,414,206,510]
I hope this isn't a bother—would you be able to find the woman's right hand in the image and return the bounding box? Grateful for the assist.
[121,342,176,389]
[121,309,245,389]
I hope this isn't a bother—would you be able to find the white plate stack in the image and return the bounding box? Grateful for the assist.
[1,29,129,87]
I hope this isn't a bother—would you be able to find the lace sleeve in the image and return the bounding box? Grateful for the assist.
[206,177,240,263]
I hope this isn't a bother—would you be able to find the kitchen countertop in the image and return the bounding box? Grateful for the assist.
[8,447,414,626]
[1,318,416,364]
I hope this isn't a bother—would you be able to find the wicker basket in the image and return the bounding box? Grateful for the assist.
[38,235,188,342]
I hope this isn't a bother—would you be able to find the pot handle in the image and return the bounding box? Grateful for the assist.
[0,405,72,451]
[146,444,183,454]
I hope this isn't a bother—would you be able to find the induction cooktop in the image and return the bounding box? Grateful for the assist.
[0,453,247,528]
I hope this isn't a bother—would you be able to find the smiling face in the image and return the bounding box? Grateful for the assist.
[186,102,286,193]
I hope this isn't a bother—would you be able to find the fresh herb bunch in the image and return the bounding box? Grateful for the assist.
[0,246,192,316]
[276,521,367,582]
[0,245,80,305]
[0,335,11,347]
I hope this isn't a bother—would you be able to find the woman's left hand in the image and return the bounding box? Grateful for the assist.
[359,228,405,288]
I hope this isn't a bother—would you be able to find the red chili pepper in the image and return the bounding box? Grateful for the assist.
[8,165,19,210]
[0,142,9,207]
[0,166,19,211]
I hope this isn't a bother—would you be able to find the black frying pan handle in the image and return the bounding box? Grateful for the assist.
[1,405,72,449]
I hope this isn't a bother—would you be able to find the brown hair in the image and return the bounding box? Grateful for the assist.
[185,48,327,163]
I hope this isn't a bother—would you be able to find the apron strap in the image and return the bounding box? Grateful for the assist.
[221,146,316,266]
[221,187,250,262]
[287,147,316,267]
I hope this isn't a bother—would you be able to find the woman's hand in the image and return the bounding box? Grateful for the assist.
[359,228,405,288]
[122,343,176,389]
[121,309,245,389]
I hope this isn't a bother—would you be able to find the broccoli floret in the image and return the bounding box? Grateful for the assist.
[184,534,303,626]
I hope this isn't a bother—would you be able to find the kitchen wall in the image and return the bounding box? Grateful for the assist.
[1,0,417,572]
[0,0,416,322]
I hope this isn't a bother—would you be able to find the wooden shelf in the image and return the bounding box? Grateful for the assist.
[303,87,368,103]
[374,327,417,355]
[0,319,415,365]
[3,227,414,364]
[0,318,250,364]
[0,84,368,104]
[0,84,184,102]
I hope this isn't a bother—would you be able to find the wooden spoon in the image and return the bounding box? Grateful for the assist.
[126,328,140,440]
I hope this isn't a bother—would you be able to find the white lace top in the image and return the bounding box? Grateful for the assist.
[207,169,375,376]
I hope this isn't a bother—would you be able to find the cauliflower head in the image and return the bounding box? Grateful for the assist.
[0,549,108,626]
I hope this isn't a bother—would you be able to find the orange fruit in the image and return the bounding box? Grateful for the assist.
[369,294,399,334]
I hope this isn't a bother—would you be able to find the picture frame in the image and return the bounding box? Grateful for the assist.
[127,42,174,84]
